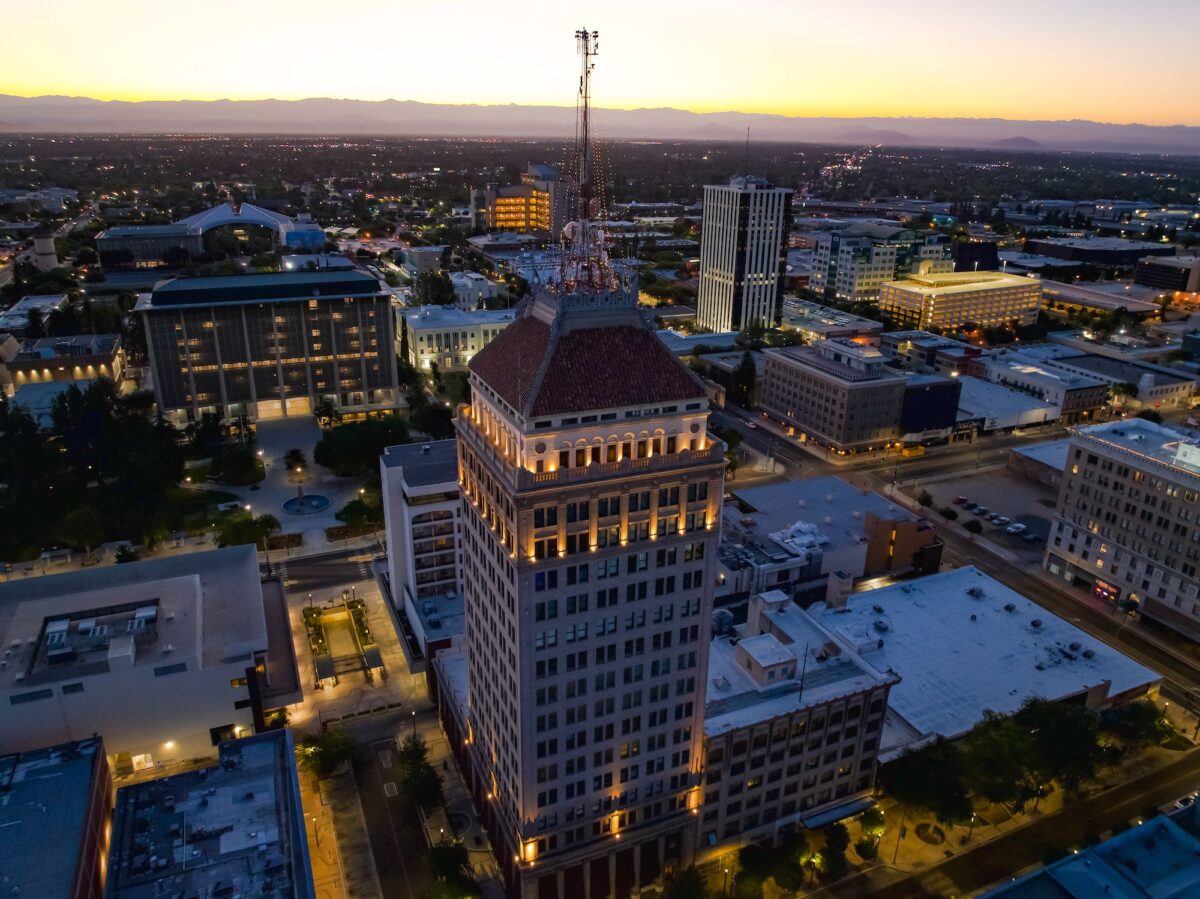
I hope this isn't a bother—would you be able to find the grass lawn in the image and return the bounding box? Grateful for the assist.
[164,486,243,534]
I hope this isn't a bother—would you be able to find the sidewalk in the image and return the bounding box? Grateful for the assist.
[298,765,350,899]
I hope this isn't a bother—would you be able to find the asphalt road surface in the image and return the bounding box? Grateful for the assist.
[267,546,377,595]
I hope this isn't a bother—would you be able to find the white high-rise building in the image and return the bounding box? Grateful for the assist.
[696,177,792,332]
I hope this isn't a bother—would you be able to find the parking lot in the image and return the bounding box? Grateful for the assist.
[919,470,1058,565]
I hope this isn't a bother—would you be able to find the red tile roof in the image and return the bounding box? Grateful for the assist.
[470,316,706,418]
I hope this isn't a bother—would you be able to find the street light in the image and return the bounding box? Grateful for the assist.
[412,710,417,740]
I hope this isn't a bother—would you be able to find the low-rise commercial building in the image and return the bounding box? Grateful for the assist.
[780,300,883,343]
[1046,418,1200,640]
[400,305,515,372]
[1134,254,1200,296]
[761,340,908,453]
[450,270,499,310]
[399,244,447,276]
[981,349,1110,423]
[0,293,69,338]
[105,729,315,899]
[0,736,113,899]
[717,476,942,601]
[5,334,124,388]
[1008,439,1071,489]
[698,590,897,855]
[1023,237,1176,268]
[380,439,463,672]
[1039,352,1196,411]
[956,375,1060,432]
[0,546,300,768]
[808,566,1161,760]
[877,330,986,376]
[698,350,766,408]
[877,271,1041,331]
[138,270,398,423]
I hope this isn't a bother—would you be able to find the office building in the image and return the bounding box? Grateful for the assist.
[760,339,908,453]
[808,566,1160,760]
[105,730,315,899]
[0,737,113,899]
[810,222,952,301]
[697,590,897,856]
[400,244,446,276]
[471,164,564,236]
[1046,418,1200,641]
[900,373,962,440]
[380,439,463,672]
[4,334,124,389]
[1134,255,1200,296]
[696,176,793,332]
[452,270,500,310]
[400,305,515,372]
[716,477,941,601]
[981,348,1109,423]
[877,330,986,376]
[877,271,1042,331]
[137,270,398,423]
[1038,352,1196,411]
[0,546,300,766]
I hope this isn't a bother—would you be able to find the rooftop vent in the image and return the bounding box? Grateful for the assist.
[1004,603,1016,612]
[873,619,890,633]
[872,604,885,614]
[967,587,984,599]
[1082,649,1095,659]
[970,613,977,621]
[1031,619,1043,629]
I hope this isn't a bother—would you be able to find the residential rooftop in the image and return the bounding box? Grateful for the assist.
[808,567,1161,756]
[0,737,106,899]
[106,730,315,899]
[380,438,459,489]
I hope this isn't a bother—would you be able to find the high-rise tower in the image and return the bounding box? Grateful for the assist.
[453,29,725,898]
[696,177,792,332]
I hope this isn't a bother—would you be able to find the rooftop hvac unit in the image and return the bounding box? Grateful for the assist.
[161,644,175,654]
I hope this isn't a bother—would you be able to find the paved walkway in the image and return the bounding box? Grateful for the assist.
[320,765,383,899]
[298,765,350,899]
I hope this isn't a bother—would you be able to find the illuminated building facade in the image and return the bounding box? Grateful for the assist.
[137,270,397,423]
[696,177,792,332]
[472,164,564,236]
[877,271,1042,331]
[811,223,952,301]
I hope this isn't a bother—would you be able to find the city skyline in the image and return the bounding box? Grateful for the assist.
[3,0,1200,127]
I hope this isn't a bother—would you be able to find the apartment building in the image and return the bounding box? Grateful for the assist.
[447,255,724,897]
[810,222,952,301]
[698,591,896,857]
[400,305,515,372]
[877,271,1042,331]
[137,270,398,423]
[760,339,908,454]
[696,176,793,332]
[1046,419,1200,641]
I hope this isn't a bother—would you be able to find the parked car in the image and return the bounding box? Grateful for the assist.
[993,516,1011,525]
[1174,794,1197,810]
[985,512,998,521]
[953,496,969,505]
[1022,532,1043,543]
[1006,523,1027,534]
[972,506,989,516]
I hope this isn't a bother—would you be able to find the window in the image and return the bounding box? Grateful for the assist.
[154,662,188,676]
[10,689,53,705]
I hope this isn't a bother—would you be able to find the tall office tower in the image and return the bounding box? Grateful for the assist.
[471,163,564,236]
[696,177,793,333]
[453,30,725,899]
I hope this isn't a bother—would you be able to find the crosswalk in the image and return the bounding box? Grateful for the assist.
[358,560,373,580]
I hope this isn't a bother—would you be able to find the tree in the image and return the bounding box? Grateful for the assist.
[217,512,280,550]
[429,840,477,893]
[284,447,307,471]
[824,822,851,854]
[114,544,140,564]
[314,417,411,476]
[854,837,878,860]
[1016,698,1108,792]
[1111,699,1173,749]
[336,498,382,530]
[663,867,709,899]
[314,398,341,429]
[962,711,1037,807]
[212,443,262,485]
[916,489,933,508]
[415,270,455,306]
[1136,409,1164,424]
[729,351,758,408]
[883,738,972,826]
[396,735,442,812]
[57,505,105,556]
[963,519,983,536]
[939,506,959,521]
[298,728,355,777]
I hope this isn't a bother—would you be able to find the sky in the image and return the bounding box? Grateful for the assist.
[3,0,1199,126]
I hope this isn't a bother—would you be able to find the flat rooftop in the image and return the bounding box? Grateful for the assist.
[883,271,1041,295]
[984,815,1200,898]
[106,730,314,899]
[0,546,265,691]
[402,306,515,328]
[1072,418,1200,483]
[1012,438,1072,472]
[705,596,894,737]
[809,567,1161,753]
[727,476,918,561]
[142,270,382,308]
[1052,353,1194,387]
[0,737,105,898]
[957,375,1059,420]
[381,438,459,489]
[782,300,883,334]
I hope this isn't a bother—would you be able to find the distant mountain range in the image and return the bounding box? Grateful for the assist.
[1,94,1198,154]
